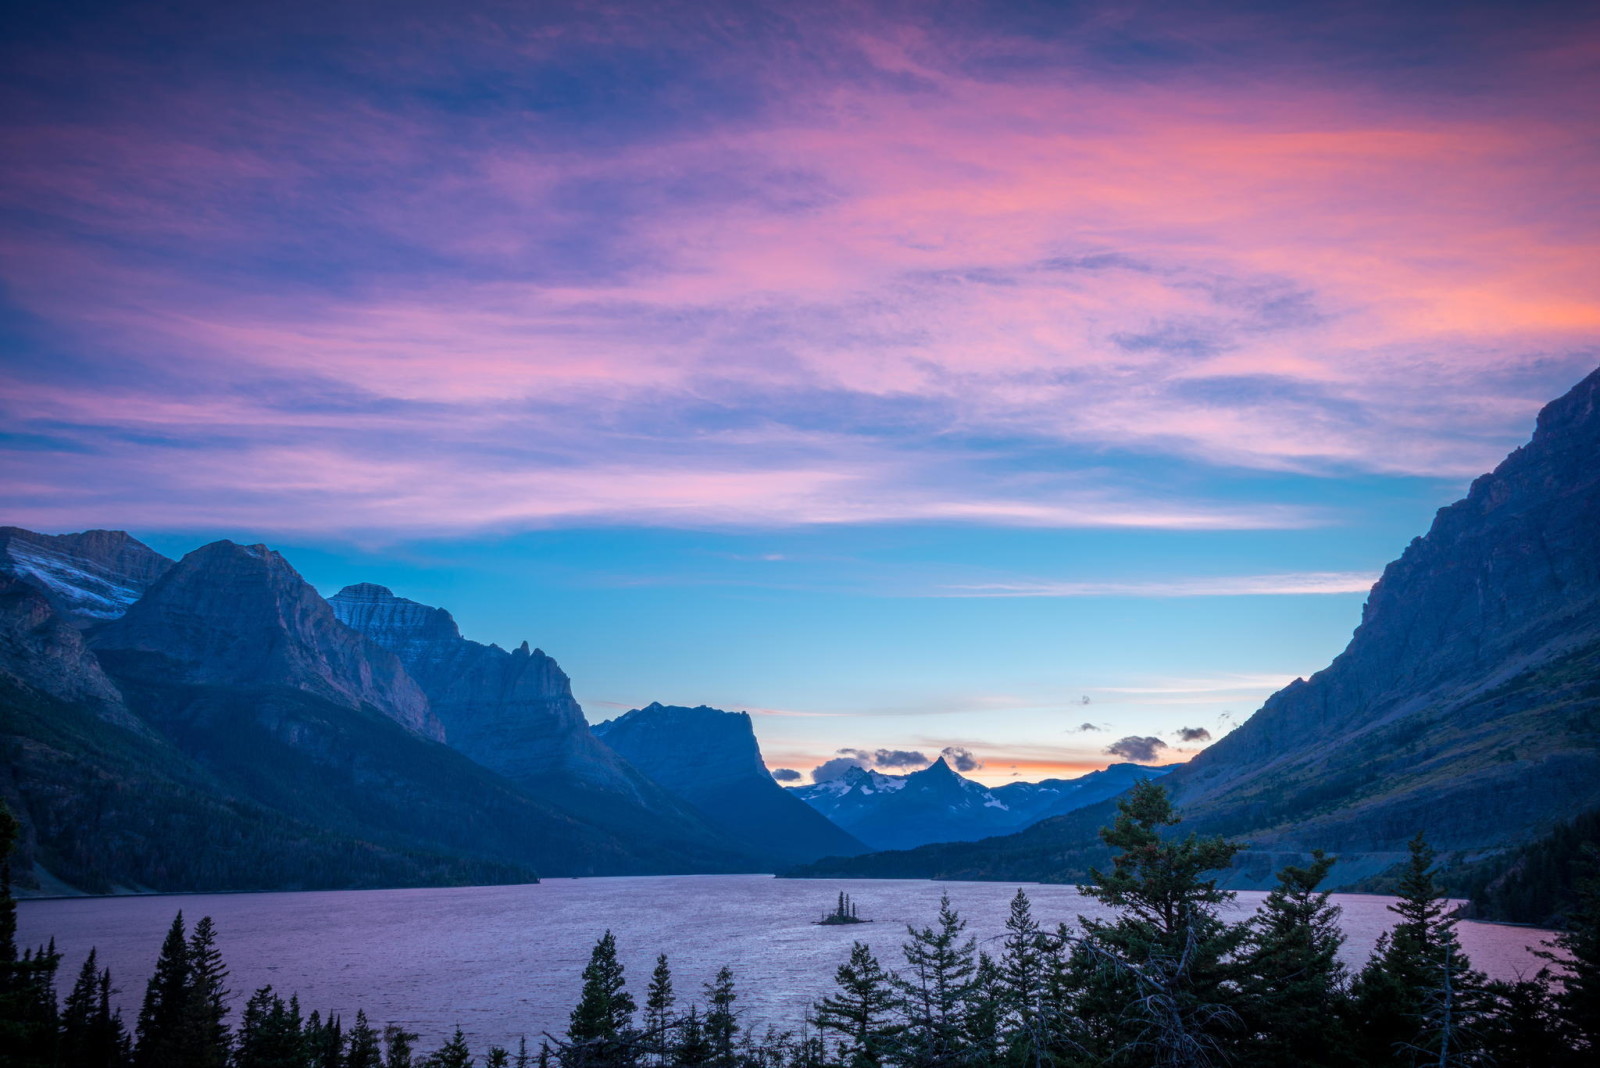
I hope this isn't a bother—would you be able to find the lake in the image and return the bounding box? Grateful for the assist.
[16,875,1560,1054]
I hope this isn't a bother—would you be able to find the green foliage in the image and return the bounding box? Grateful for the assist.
[422,1027,473,1068]
[1072,780,1245,1067]
[566,931,637,1066]
[890,894,979,1067]
[703,966,739,1067]
[812,942,897,1067]
[1538,842,1600,1055]
[234,986,307,1068]
[1466,805,1600,926]
[1351,835,1491,1066]
[1233,850,1352,1066]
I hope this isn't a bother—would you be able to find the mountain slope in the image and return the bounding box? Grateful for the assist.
[788,366,1600,886]
[327,584,761,866]
[0,527,173,625]
[592,702,867,866]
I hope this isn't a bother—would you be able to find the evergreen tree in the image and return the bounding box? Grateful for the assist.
[673,1007,712,1068]
[644,954,676,1064]
[892,894,977,1067]
[183,915,232,1068]
[384,1025,420,1068]
[1351,835,1488,1067]
[0,802,63,1068]
[1072,780,1244,1067]
[61,948,130,1068]
[567,931,637,1065]
[1538,841,1600,1057]
[347,1010,383,1068]
[235,985,307,1068]
[812,941,897,1068]
[422,1027,473,1068]
[962,952,1003,1064]
[702,966,739,1067]
[1234,850,1351,1066]
[996,890,1060,1066]
[305,1010,345,1068]
[513,1037,530,1068]
[483,1047,510,1068]
[135,912,191,1068]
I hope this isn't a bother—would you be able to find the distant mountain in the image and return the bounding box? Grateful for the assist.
[791,759,1168,851]
[0,527,172,625]
[786,367,1600,887]
[329,583,757,865]
[989,763,1176,825]
[592,702,867,866]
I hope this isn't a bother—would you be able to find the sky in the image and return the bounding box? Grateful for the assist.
[2,0,1598,785]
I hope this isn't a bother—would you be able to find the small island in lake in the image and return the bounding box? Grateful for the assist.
[816,891,870,925]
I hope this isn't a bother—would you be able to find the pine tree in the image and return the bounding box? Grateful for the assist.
[0,802,63,1068]
[673,1007,712,1068]
[892,894,977,1067]
[1538,841,1600,1057]
[997,889,1060,1066]
[1351,834,1488,1066]
[422,1026,473,1068]
[1072,780,1244,1067]
[567,931,637,1065]
[703,966,739,1067]
[183,915,231,1067]
[306,1010,346,1068]
[483,1047,510,1068]
[135,912,191,1068]
[235,986,307,1068]
[812,941,898,1067]
[644,954,676,1065]
[384,1024,420,1068]
[1234,850,1352,1066]
[348,1010,384,1068]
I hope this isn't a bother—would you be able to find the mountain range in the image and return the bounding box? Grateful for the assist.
[786,367,1600,887]
[0,528,1132,893]
[4,367,1598,894]
[789,758,1169,851]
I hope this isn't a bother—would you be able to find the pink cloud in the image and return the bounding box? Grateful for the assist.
[2,8,1598,530]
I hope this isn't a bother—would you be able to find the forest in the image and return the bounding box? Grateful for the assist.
[3,782,1596,1068]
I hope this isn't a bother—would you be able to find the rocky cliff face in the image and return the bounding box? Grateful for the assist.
[1168,366,1600,860]
[94,543,440,739]
[0,573,140,729]
[328,585,759,858]
[330,583,634,785]
[594,703,867,865]
[0,527,173,625]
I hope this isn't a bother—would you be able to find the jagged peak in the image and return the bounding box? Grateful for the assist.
[335,582,398,601]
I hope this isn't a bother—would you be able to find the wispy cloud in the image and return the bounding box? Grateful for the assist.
[939,572,1378,598]
[1,1,1597,533]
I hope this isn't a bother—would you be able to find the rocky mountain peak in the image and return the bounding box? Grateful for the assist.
[0,526,174,625]
[593,702,867,866]
[93,540,441,739]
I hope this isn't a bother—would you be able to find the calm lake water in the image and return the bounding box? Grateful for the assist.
[17,875,1560,1053]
